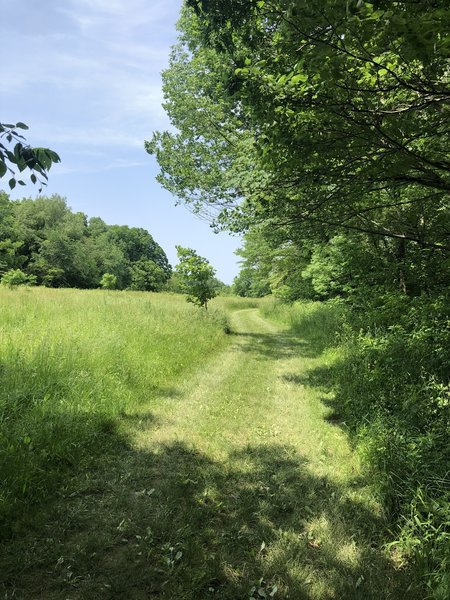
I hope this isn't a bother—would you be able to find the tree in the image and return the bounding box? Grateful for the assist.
[0,122,60,192]
[233,229,273,297]
[148,3,450,589]
[100,273,118,290]
[0,192,23,274]
[107,225,172,288]
[148,1,450,252]
[175,246,217,309]
[130,258,168,291]
[0,195,172,291]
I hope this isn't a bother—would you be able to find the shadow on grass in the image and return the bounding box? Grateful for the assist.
[232,330,320,360]
[281,367,346,426]
[1,434,421,599]
[273,302,449,597]
[0,306,424,599]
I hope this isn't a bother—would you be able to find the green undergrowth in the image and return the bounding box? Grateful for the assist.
[259,296,344,352]
[0,287,230,536]
[261,295,450,599]
[213,295,261,312]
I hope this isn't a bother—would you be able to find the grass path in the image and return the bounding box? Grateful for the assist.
[2,308,417,599]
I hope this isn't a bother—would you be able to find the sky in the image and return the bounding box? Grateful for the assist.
[1,0,242,284]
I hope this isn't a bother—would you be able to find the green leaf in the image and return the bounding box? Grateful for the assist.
[0,161,7,178]
[14,142,23,159]
[9,178,16,190]
[6,150,16,163]
[291,73,308,84]
[15,122,29,130]
[47,149,61,163]
[16,157,27,172]
[36,148,52,170]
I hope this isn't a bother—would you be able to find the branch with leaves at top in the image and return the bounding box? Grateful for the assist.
[0,122,60,193]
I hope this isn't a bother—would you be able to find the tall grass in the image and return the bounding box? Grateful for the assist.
[0,287,229,534]
[213,295,261,312]
[259,296,344,351]
[261,295,450,599]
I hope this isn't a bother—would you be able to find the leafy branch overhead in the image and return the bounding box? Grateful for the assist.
[148,0,450,250]
[0,122,61,192]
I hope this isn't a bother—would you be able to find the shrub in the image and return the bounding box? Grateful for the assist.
[335,294,450,596]
[262,294,450,596]
[1,269,36,288]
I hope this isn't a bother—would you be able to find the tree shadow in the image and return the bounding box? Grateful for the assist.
[0,305,425,599]
[1,435,422,599]
[281,367,346,427]
[0,351,180,542]
[233,330,313,361]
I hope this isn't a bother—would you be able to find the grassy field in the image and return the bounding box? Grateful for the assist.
[0,288,230,533]
[0,288,421,598]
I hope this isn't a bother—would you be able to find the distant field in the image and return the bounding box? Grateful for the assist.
[0,287,231,533]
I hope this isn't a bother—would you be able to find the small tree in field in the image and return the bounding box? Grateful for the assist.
[175,246,217,309]
[100,272,118,290]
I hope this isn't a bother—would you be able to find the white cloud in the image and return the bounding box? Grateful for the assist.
[60,0,176,36]
[51,157,148,177]
[2,0,181,178]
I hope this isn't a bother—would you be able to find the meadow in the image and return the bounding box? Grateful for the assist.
[0,287,231,536]
[0,288,431,599]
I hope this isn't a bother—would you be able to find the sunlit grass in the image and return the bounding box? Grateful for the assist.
[0,287,229,531]
[0,290,422,598]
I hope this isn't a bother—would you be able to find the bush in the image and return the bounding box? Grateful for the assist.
[1,269,36,288]
[262,294,450,597]
[335,294,450,596]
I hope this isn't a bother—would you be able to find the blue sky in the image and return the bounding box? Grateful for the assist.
[1,0,242,284]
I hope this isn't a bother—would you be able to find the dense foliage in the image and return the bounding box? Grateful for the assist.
[149,1,449,595]
[175,245,218,309]
[0,193,171,291]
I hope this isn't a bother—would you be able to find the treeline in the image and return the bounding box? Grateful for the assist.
[149,0,449,595]
[232,227,449,302]
[0,192,171,290]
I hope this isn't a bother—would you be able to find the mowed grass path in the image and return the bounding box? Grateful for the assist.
[1,303,418,599]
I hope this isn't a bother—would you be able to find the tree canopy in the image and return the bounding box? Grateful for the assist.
[0,193,171,291]
[147,0,449,251]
